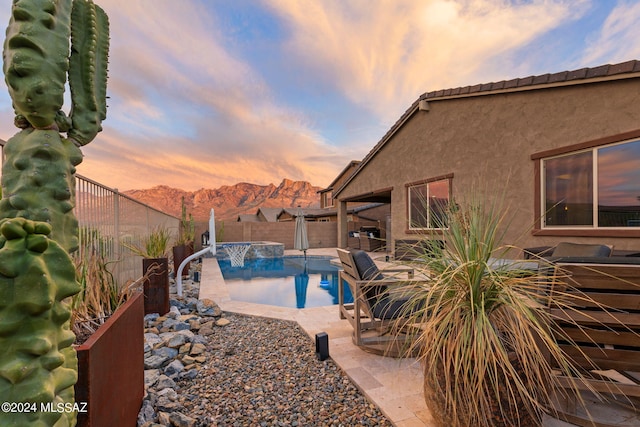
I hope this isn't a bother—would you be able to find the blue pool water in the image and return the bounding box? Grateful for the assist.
[218,256,353,309]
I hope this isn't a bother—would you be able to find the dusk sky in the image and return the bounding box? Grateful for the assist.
[0,0,639,191]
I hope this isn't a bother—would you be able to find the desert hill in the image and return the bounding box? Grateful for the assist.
[124,179,322,221]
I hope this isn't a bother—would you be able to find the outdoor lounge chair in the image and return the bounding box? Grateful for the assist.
[337,248,425,356]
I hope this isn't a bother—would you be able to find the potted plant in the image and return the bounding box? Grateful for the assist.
[172,197,195,278]
[393,191,596,427]
[123,226,171,314]
[71,248,144,427]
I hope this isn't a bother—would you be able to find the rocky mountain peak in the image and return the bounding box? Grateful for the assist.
[123,179,322,221]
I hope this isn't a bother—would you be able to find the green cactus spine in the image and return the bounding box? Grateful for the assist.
[0,0,109,425]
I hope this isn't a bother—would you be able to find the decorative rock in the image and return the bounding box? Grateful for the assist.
[188,319,201,330]
[164,359,185,377]
[156,399,180,413]
[215,318,230,327]
[165,333,188,348]
[157,387,178,400]
[189,343,206,356]
[173,321,191,331]
[137,399,156,425]
[191,335,208,345]
[144,313,160,323]
[144,369,161,388]
[144,354,170,370]
[178,343,191,355]
[152,347,178,360]
[198,322,215,336]
[181,355,196,365]
[157,411,171,425]
[167,305,181,319]
[156,374,176,390]
[169,412,196,427]
[162,318,180,330]
[179,369,198,380]
[180,314,198,322]
[196,298,221,317]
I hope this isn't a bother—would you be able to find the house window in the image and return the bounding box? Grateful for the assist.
[407,175,451,230]
[322,191,334,208]
[542,138,640,228]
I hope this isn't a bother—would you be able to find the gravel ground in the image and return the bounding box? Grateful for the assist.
[172,311,393,427]
[161,274,393,427]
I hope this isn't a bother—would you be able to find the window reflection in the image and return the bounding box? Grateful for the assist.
[408,178,450,229]
[598,140,640,227]
[544,151,593,226]
[542,138,640,228]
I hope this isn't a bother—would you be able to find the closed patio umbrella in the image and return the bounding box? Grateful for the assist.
[294,267,309,308]
[294,207,309,258]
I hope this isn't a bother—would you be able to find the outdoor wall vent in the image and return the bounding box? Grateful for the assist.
[418,99,430,111]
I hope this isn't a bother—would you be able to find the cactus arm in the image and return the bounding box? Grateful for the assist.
[68,0,109,146]
[2,0,72,129]
[0,218,81,427]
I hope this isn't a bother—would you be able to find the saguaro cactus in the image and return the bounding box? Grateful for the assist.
[0,0,109,425]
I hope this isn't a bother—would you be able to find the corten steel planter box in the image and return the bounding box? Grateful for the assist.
[172,244,193,278]
[75,291,144,427]
[142,257,169,315]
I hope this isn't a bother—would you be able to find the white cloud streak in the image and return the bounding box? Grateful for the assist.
[266,0,585,121]
[580,0,640,65]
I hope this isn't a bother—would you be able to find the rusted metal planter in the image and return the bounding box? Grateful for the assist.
[75,291,144,427]
[172,244,194,278]
[142,257,169,315]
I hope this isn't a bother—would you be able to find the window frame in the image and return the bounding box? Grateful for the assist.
[320,189,335,209]
[321,191,334,208]
[532,129,640,237]
[405,173,453,233]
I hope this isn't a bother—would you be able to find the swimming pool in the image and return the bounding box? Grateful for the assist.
[218,256,353,309]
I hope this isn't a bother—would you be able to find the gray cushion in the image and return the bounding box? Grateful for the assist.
[350,250,384,281]
[350,250,423,320]
[371,296,411,320]
[551,242,612,258]
[350,250,388,310]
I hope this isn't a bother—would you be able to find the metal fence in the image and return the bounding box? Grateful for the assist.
[75,174,179,284]
[1,140,180,285]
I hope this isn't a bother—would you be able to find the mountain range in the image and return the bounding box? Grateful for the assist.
[123,179,322,221]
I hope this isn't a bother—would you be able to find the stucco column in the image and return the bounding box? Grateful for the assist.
[337,200,348,248]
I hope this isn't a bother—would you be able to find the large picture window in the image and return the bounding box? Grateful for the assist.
[407,176,451,230]
[542,138,640,228]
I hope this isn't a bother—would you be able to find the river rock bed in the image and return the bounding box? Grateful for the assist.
[138,275,393,427]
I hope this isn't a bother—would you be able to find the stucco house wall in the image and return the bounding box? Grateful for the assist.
[336,63,640,255]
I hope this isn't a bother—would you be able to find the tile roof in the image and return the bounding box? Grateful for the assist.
[422,60,640,101]
[334,60,640,198]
